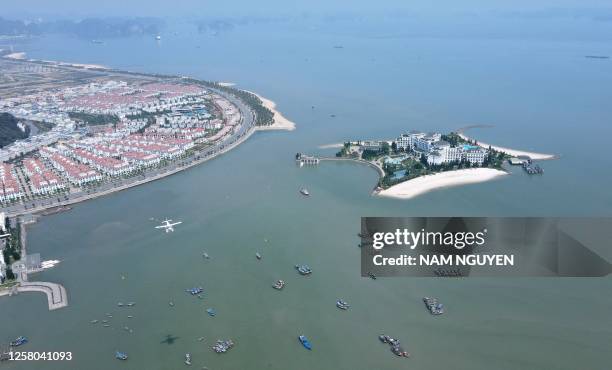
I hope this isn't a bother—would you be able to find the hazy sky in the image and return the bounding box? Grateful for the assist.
[4,0,612,19]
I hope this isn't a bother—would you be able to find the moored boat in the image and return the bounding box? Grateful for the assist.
[298,335,312,350]
[295,264,312,275]
[272,280,286,290]
[206,308,216,316]
[185,353,192,365]
[186,287,204,295]
[423,297,444,315]
[256,252,262,260]
[336,299,350,310]
[299,187,310,196]
[115,351,128,360]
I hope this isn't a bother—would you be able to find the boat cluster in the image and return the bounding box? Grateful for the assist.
[336,299,350,310]
[117,302,136,307]
[9,336,28,347]
[186,287,204,295]
[295,264,312,275]
[272,279,286,290]
[434,268,462,277]
[379,335,410,358]
[212,339,234,353]
[423,297,444,315]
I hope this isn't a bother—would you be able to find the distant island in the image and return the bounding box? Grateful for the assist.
[331,129,555,199]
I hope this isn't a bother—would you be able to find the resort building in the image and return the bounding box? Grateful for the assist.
[395,131,488,166]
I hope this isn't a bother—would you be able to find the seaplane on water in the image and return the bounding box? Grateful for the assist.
[155,219,182,233]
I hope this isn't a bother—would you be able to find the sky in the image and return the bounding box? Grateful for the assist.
[3,0,612,19]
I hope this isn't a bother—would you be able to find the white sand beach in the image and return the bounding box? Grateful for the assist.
[377,168,508,200]
[318,143,344,149]
[458,133,556,160]
[58,61,108,70]
[4,52,26,59]
[246,91,296,131]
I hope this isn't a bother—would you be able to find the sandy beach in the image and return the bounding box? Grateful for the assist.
[458,133,556,160]
[4,52,26,60]
[377,168,508,200]
[217,82,236,87]
[318,143,344,149]
[246,90,296,131]
[57,61,108,70]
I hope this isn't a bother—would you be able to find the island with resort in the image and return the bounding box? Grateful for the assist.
[316,128,556,199]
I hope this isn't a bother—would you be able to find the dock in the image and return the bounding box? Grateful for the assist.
[295,153,320,166]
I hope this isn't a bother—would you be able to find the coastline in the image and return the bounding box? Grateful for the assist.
[246,90,296,131]
[377,168,508,200]
[4,52,107,69]
[457,132,556,160]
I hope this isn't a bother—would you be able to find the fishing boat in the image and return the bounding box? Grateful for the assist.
[336,299,350,310]
[206,308,216,316]
[169,301,175,307]
[115,351,128,360]
[299,187,310,196]
[212,339,234,353]
[378,335,409,358]
[90,319,98,324]
[256,252,262,260]
[295,264,312,275]
[423,297,444,315]
[272,280,285,290]
[185,353,192,365]
[186,287,204,295]
[298,335,312,350]
[117,302,124,307]
[126,302,135,307]
[9,336,27,347]
[203,252,210,259]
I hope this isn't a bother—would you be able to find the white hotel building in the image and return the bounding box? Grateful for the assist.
[396,131,488,165]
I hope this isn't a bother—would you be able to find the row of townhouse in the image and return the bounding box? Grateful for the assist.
[122,151,161,168]
[40,147,102,186]
[147,127,208,141]
[0,164,25,203]
[71,149,133,177]
[22,158,67,195]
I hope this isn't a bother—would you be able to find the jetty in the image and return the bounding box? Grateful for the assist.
[0,281,68,310]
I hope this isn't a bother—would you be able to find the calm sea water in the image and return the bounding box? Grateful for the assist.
[1,18,611,370]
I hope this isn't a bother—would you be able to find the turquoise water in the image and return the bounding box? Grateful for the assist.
[1,18,611,369]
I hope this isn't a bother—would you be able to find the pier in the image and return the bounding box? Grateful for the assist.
[296,153,320,166]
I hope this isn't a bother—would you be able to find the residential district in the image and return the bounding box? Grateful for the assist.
[0,58,262,211]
